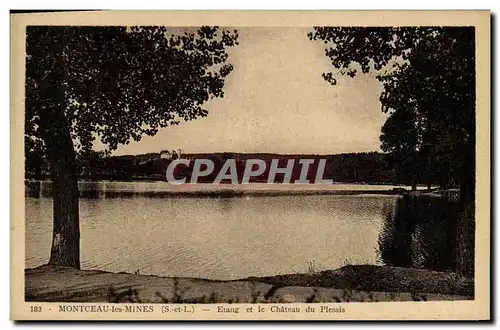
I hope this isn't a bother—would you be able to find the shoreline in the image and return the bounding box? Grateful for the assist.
[26,264,473,303]
[26,181,441,198]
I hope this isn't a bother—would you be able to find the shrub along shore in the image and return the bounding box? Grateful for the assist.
[25,264,473,303]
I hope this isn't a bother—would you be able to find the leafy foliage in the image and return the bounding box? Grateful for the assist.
[26,26,239,154]
[308,27,475,190]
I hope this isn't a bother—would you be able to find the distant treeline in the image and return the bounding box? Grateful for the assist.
[26,151,404,184]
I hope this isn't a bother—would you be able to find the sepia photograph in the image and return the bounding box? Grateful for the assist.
[10,10,490,320]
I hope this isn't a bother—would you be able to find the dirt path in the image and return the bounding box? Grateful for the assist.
[25,265,473,303]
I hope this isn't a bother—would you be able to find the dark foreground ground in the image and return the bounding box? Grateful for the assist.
[25,264,473,303]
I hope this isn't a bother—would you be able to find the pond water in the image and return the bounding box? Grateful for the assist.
[25,183,473,280]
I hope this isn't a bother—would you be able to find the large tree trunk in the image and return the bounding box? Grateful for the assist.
[39,106,81,269]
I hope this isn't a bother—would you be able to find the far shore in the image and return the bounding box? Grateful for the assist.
[26,181,443,198]
[26,264,473,303]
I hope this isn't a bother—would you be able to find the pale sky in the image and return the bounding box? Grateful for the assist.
[97,27,387,156]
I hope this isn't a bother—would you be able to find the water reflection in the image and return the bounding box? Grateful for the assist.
[378,195,474,276]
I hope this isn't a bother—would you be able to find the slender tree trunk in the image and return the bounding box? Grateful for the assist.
[39,106,81,269]
[411,151,419,191]
[455,162,475,277]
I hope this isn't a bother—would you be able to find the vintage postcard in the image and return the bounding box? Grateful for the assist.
[10,10,490,320]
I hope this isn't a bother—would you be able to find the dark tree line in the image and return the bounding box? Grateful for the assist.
[26,151,398,184]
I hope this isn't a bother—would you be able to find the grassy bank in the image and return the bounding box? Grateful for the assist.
[245,264,473,297]
[25,264,473,303]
